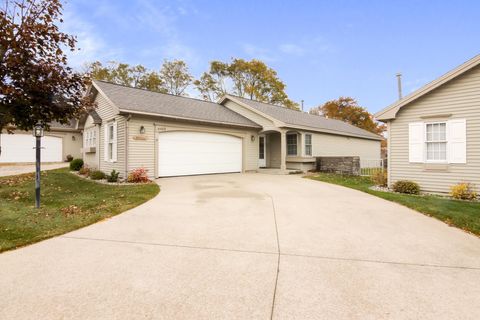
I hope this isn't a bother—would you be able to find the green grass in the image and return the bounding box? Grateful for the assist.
[0,168,159,252]
[307,173,480,236]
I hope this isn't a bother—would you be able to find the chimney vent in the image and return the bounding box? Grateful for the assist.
[396,73,403,100]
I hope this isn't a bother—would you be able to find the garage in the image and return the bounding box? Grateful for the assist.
[157,131,242,177]
[0,134,63,163]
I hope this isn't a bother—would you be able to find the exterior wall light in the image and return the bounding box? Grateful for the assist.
[140,126,146,134]
[251,135,255,142]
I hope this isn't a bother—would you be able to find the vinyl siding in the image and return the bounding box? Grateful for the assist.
[94,93,126,177]
[389,64,480,193]
[223,100,276,128]
[128,115,259,179]
[311,132,381,160]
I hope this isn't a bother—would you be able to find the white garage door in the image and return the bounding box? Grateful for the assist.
[158,131,242,177]
[0,134,63,163]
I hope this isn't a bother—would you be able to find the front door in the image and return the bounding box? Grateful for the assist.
[258,135,266,167]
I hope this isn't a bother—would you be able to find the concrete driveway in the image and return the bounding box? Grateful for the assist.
[1,173,479,319]
[0,162,68,177]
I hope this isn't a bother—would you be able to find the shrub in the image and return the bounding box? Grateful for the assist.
[450,183,477,200]
[66,154,73,162]
[392,180,420,195]
[89,170,106,180]
[371,170,387,187]
[78,166,91,176]
[127,168,149,183]
[106,170,120,183]
[69,158,84,171]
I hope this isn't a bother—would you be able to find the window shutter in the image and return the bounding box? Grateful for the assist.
[447,119,466,164]
[112,121,118,162]
[409,122,424,163]
[104,124,108,161]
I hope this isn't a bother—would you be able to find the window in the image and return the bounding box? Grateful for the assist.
[84,128,96,148]
[425,122,446,161]
[304,134,312,156]
[287,133,297,156]
[106,122,116,162]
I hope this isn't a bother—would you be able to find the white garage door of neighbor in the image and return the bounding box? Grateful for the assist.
[0,134,63,163]
[158,131,242,177]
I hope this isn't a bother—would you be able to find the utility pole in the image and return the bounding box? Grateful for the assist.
[396,73,403,100]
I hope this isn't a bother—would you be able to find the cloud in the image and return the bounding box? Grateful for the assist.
[279,43,306,56]
[60,9,121,70]
[241,43,278,62]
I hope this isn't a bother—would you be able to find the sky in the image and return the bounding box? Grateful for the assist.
[62,0,480,114]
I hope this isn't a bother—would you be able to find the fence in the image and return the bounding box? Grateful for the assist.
[360,158,385,176]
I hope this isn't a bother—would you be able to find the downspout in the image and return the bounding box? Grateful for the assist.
[125,114,132,179]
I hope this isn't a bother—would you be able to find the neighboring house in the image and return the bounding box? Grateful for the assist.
[375,54,480,194]
[80,80,382,179]
[0,120,82,164]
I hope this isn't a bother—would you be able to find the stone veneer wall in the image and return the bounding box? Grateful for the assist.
[316,156,360,175]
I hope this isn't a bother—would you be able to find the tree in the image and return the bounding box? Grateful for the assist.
[0,0,92,142]
[194,58,298,109]
[158,59,193,96]
[309,97,386,135]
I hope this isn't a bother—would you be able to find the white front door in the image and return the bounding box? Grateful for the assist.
[258,135,266,167]
[157,131,242,177]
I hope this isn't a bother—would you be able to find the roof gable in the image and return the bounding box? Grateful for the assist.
[375,54,480,121]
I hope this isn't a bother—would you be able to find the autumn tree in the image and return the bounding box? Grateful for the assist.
[158,59,193,96]
[0,0,92,150]
[86,59,193,96]
[195,58,298,109]
[309,97,385,135]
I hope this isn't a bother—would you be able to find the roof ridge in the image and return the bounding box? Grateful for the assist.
[93,79,221,106]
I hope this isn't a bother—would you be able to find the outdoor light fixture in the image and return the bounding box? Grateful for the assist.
[33,123,44,208]
[33,123,44,137]
[140,125,146,134]
[251,135,255,142]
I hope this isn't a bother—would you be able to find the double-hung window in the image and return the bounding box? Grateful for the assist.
[304,134,312,156]
[105,122,117,162]
[287,133,297,156]
[425,122,447,162]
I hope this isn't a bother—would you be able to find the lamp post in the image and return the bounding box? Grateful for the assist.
[33,123,44,208]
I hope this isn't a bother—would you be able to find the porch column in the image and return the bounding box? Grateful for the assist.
[280,130,287,170]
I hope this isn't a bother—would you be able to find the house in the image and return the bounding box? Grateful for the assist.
[79,80,382,179]
[375,54,480,194]
[0,120,82,164]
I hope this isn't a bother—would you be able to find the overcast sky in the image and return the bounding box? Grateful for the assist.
[62,0,479,113]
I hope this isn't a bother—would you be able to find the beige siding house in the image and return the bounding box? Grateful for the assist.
[0,120,82,164]
[81,80,382,179]
[375,54,480,194]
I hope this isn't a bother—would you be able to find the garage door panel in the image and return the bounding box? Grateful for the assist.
[0,134,63,163]
[158,131,242,177]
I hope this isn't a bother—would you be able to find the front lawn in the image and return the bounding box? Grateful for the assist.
[307,173,480,236]
[0,168,159,252]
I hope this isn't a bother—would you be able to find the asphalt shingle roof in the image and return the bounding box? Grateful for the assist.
[93,81,260,128]
[228,96,383,140]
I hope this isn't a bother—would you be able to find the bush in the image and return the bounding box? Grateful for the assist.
[371,171,387,187]
[89,170,106,180]
[66,154,73,162]
[127,168,149,183]
[392,180,420,195]
[69,158,84,171]
[450,183,477,200]
[78,166,91,176]
[106,170,120,183]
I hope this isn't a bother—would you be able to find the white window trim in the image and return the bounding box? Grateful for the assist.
[304,133,312,156]
[105,121,117,163]
[286,133,298,156]
[424,121,447,163]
